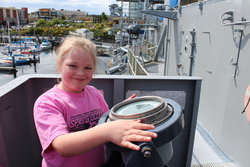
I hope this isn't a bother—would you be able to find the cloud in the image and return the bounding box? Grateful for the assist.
[1,0,119,14]
[2,0,48,4]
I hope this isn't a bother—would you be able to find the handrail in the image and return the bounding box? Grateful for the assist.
[220,10,250,26]
[126,46,148,76]
[222,20,250,26]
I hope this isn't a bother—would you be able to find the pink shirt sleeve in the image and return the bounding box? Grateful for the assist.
[34,95,69,153]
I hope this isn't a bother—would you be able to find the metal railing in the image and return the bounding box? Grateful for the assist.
[127,46,148,75]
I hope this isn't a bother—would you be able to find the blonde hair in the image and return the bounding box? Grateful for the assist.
[55,36,97,72]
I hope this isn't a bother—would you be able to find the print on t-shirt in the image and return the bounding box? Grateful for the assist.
[69,109,103,132]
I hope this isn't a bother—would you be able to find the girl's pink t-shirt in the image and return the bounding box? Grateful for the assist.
[33,85,109,167]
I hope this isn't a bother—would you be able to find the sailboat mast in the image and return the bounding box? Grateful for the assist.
[7,20,12,53]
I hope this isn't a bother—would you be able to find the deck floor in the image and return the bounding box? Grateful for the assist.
[191,123,240,167]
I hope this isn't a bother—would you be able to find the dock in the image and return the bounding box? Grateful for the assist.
[0,67,17,72]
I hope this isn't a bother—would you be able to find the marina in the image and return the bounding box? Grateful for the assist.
[0,50,56,86]
[0,47,114,86]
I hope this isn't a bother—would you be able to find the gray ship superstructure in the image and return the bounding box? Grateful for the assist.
[121,0,250,166]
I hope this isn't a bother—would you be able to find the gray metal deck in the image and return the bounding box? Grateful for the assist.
[191,123,240,167]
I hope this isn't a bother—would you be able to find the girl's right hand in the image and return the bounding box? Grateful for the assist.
[105,119,157,151]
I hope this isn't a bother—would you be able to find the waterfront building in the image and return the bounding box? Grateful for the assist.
[59,9,86,21]
[38,8,63,20]
[0,7,28,26]
[36,8,86,21]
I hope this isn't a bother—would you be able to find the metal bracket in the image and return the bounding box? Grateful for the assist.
[140,10,177,20]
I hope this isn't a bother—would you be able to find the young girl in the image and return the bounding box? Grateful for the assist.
[33,36,157,167]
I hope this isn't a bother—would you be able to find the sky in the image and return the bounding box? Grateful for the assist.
[1,0,119,15]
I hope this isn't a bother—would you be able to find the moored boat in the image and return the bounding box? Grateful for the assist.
[40,40,52,50]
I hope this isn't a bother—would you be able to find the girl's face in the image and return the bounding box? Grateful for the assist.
[58,47,95,93]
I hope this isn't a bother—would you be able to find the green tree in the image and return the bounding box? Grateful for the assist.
[59,19,66,25]
[51,18,60,25]
[47,20,54,27]
[100,12,108,22]
[36,19,46,27]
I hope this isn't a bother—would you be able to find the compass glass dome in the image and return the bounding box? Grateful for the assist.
[115,100,161,115]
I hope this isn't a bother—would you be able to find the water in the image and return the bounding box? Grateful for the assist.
[0,49,112,87]
[0,50,57,86]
